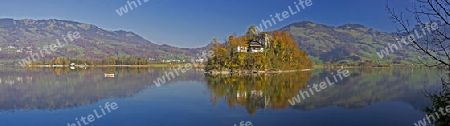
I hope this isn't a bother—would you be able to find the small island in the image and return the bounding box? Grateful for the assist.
[205,26,313,74]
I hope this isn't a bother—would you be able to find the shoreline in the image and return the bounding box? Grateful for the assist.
[17,64,205,68]
[205,69,313,74]
[11,64,440,69]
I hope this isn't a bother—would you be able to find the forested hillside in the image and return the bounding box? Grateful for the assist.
[280,21,424,66]
[0,19,205,65]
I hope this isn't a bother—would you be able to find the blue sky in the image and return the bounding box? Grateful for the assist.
[0,0,415,48]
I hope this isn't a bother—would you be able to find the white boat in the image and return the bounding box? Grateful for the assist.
[104,73,115,78]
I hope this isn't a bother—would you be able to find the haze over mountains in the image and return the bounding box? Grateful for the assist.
[0,18,421,65]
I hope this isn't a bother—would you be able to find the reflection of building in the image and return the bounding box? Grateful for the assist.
[236,90,271,109]
[251,90,263,97]
[4,80,15,85]
[16,77,23,82]
[249,90,270,109]
[237,91,247,98]
[26,76,33,83]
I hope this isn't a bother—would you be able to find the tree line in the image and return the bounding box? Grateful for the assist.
[27,56,150,66]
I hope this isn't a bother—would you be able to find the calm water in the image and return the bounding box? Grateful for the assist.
[0,67,443,126]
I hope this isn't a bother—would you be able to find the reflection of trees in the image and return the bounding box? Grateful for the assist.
[423,72,450,126]
[206,68,440,114]
[0,68,205,110]
[205,71,313,115]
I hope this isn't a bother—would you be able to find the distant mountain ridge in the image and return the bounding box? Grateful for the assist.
[0,18,205,64]
[0,18,426,66]
[279,21,422,65]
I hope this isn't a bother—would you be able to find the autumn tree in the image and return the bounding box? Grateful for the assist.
[206,26,312,71]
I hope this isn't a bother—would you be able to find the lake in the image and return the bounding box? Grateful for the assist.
[0,67,444,126]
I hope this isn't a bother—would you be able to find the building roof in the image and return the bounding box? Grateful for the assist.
[249,41,262,47]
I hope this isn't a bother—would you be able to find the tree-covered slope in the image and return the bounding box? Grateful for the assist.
[280,21,422,66]
[0,18,205,65]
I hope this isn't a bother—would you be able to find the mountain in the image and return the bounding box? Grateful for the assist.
[0,18,432,66]
[279,21,423,66]
[0,18,206,65]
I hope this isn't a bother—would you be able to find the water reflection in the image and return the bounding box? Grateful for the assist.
[0,67,204,110]
[205,68,441,115]
[423,71,450,126]
[205,71,313,115]
[293,69,440,110]
[0,67,442,116]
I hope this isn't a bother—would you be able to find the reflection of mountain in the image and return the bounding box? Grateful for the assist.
[205,72,313,115]
[0,68,204,110]
[292,69,440,110]
[2,68,440,113]
[205,69,441,115]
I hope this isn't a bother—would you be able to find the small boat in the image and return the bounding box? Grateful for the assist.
[104,73,115,78]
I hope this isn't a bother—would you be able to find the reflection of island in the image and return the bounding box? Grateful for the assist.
[0,67,205,110]
[205,69,441,115]
[205,72,313,115]
[236,90,271,109]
